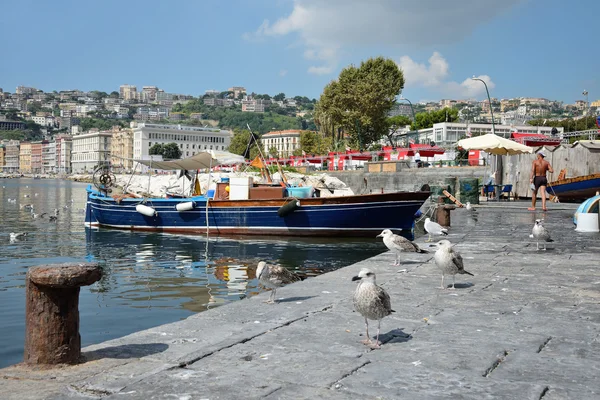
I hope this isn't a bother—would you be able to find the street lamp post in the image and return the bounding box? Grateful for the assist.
[471,76,496,136]
[399,96,417,144]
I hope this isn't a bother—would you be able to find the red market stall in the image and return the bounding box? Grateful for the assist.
[510,133,561,147]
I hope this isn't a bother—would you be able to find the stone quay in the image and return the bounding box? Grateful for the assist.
[1,203,599,399]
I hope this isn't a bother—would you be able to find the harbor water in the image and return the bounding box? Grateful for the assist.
[0,179,389,368]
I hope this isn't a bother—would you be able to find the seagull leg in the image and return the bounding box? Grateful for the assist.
[370,319,382,349]
[265,288,276,304]
[544,242,547,251]
[393,253,399,266]
[536,241,539,251]
[361,318,372,345]
[439,274,446,290]
[449,275,456,290]
[426,233,432,242]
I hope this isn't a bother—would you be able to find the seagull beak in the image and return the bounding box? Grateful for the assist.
[376,234,382,238]
[351,276,361,281]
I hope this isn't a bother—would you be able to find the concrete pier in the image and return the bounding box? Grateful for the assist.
[1,203,599,399]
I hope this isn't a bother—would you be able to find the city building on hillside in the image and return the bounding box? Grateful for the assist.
[393,122,564,148]
[0,117,26,131]
[132,122,232,162]
[110,128,134,171]
[31,114,56,127]
[19,142,32,173]
[120,84,137,101]
[4,140,20,173]
[55,135,73,174]
[205,89,220,96]
[261,130,306,158]
[141,86,158,102]
[42,141,56,174]
[71,130,113,173]
[57,116,81,131]
[189,113,203,120]
[169,112,185,121]
[203,97,233,107]
[388,104,413,118]
[228,86,246,99]
[134,106,170,121]
[16,86,37,95]
[241,99,269,113]
[156,90,173,103]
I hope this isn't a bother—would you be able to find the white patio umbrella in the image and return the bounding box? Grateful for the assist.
[456,133,533,155]
[457,134,533,195]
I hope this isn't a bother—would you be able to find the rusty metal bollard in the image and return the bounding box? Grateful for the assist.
[436,197,456,227]
[24,262,102,365]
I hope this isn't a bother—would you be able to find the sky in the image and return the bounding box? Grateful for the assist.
[1,0,597,104]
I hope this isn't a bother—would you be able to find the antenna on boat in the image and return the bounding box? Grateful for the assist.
[245,124,272,183]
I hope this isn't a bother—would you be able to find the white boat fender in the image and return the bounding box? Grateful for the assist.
[136,204,157,217]
[176,201,195,212]
[277,200,300,217]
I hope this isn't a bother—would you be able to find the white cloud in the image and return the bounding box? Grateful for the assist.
[247,0,522,75]
[398,52,495,98]
[279,69,288,77]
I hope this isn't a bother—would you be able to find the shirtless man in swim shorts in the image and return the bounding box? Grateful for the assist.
[529,151,553,211]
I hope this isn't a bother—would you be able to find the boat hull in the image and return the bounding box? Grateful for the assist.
[549,174,600,202]
[85,187,429,237]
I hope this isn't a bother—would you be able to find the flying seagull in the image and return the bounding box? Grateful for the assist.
[376,229,427,266]
[352,268,394,349]
[530,219,553,250]
[424,218,448,242]
[429,239,474,289]
[256,261,299,304]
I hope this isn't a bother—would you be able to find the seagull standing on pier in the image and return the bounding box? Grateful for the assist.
[377,229,428,266]
[465,202,476,211]
[256,261,299,304]
[424,218,448,242]
[352,268,394,349]
[530,219,553,250]
[430,240,473,289]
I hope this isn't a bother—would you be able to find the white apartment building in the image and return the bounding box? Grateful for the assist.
[132,123,233,162]
[71,131,113,173]
[31,115,56,127]
[55,135,73,174]
[262,130,303,158]
[395,122,564,148]
[120,84,137,101]
[42,141,56,173]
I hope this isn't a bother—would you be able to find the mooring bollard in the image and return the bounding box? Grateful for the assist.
[436,197,456,227]
[24,262,102,365]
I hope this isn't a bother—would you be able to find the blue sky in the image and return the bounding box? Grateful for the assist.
[1,0,597,104]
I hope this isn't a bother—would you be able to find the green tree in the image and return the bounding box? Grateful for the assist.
[412,108,459,130]
[109,91,119,98]
[273,92,285,102]
[163,142,182,159]
[314,56,405,149]
[227,129,261,159]
[268,146,279,158]
[299,131,325,154]
[149,143,164,155]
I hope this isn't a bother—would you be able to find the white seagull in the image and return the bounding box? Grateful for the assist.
[465,202,476,211]
[424,217,448,242]
[377,229,428,266]
[256,261,299,304]
[10,232,28,241]
[530,219,553,250]
[352,268,394,349]
[430,239,474,289]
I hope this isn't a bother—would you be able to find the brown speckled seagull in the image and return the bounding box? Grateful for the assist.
[256,261,299,304]
[429,239,474,289]
[377,229,428,266]
[352,268,394,349]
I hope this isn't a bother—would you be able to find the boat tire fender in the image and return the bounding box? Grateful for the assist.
[277,200,301,217]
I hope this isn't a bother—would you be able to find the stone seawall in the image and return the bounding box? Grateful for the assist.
[328,166,487,195]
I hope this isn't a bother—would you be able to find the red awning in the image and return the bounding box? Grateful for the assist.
[510,133,561,147]
[409,143,445,158]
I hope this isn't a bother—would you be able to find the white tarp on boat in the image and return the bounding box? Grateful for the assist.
[134,151,245,170]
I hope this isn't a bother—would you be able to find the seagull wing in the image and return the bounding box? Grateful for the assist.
[452,251,474,276]
[392,235,426,253]
[268,265,299,286]
[375,286,393,315]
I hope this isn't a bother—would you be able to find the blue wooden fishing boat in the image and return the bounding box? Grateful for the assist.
[84,152,430,237]
[548,173,600,202]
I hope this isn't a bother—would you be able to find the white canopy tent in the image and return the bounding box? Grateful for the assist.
[134,150,245,171]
